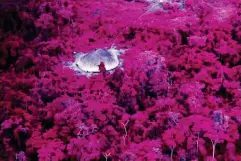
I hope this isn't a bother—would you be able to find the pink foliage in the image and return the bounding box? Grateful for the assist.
[0,0,240,160]
[38,140,65,161]
[35,13,55,29]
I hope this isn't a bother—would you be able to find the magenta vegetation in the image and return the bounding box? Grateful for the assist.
[0,0,240,161]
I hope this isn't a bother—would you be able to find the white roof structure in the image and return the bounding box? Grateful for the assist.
[68,48,124,75]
